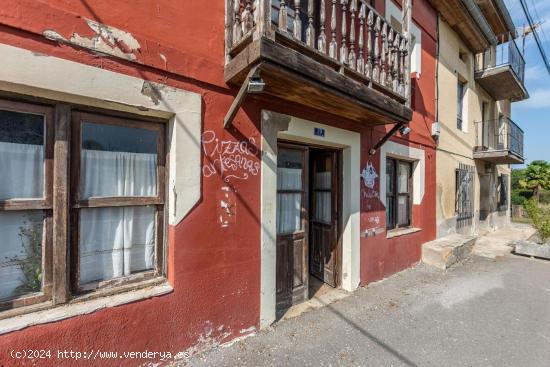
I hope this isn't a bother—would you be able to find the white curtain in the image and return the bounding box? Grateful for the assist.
[315,172,331,190]
[79,206,155,284]
[0,211,43,301]
[81,150,157,198]
[315,192,332,223]
[277,167,302,235]
[79,149,157,285]
[0,141,44,300]
[314,172,332,223]
[0,142,43,199]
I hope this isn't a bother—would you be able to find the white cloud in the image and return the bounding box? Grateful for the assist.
[515,88,550,109]
[525,64,545,81]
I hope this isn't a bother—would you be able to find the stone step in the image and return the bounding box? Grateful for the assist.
[472,237,514,259]
[422,235,477,270]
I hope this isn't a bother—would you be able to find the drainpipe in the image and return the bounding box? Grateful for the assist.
[461,0,498,46]
[493,0,517,38]
[435,14,440,145]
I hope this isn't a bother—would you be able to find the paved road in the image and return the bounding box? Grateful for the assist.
[184,256,550,367]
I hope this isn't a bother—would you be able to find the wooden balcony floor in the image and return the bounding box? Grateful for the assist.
[473,149,524,165]
[225,36,413,126]
[475,65,529,102]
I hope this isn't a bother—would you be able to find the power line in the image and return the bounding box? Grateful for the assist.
[529,0,550,46]
[519,0,550,75]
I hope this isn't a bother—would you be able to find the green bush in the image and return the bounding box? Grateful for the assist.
[540,190,550,205]
[524,199,550,243]
[511,189,534,206]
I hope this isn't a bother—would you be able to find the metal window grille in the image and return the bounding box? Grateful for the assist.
[455,163,475,228]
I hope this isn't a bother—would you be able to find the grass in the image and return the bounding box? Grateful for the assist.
[512,216,533,224]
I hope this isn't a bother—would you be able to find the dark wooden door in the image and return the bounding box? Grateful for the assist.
[276,145,308,312]
[309,150,339,288]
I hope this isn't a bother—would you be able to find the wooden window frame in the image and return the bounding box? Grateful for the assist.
[0,98,167,318]
[386,157,413,231]
[0,100,54,312]
[70,112,166,295]
[276,143,308,236]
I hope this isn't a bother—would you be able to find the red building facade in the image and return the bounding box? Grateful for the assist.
[0,0,436,365]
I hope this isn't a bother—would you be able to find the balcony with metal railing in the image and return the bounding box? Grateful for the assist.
[224,0,413,127]
[474,117,524,164]
[475,37,528,102]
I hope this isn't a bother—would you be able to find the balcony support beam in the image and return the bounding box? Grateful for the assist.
[224,65,262,129]
[369,121,406,155]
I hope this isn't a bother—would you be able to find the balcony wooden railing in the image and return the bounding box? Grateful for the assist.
[227,0,411,102]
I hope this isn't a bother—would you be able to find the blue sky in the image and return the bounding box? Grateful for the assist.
[504,0,550,166]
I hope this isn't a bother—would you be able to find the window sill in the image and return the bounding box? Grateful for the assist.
[386,227,422,239]
[0,282,173,335]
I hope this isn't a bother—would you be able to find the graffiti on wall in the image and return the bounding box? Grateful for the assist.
[361,162,378,189]
[217,186,236,228]
[202,130,260,183]
[361,161,381,210]
[361,162,384,236]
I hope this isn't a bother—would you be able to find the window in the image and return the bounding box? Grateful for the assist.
[0,100,53,310]
[276,147,305,235]
[72,113,165,292]
[457,81,466,131]
[386,158,412,230]
[0,99,166,316]
[455,164,475,229]
[459,49,467,63]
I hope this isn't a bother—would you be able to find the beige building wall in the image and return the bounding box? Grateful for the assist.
[436,20,512,237]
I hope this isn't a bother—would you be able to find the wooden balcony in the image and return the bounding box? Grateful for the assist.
[225,0,413,126]
[473,117,524,165]
[475,39,528,102]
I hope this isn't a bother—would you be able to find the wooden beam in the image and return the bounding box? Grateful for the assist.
[53,104,70,304]
[224,65,262,128]
[369,122,406,155]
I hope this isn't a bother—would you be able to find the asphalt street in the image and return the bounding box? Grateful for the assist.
[183,255,550,367]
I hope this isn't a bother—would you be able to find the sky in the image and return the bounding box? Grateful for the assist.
[504,0,550,166]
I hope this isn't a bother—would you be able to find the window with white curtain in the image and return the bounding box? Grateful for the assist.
[0,100,53,309]
[276,148,304,235]
[73,113,164,292]
[0,98,166,315]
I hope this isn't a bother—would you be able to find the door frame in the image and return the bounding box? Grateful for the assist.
[274,142,343,309]
[260,111,361,328]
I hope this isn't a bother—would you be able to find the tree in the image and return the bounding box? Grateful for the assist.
[511,168,526,190]
[519,161,550,202]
